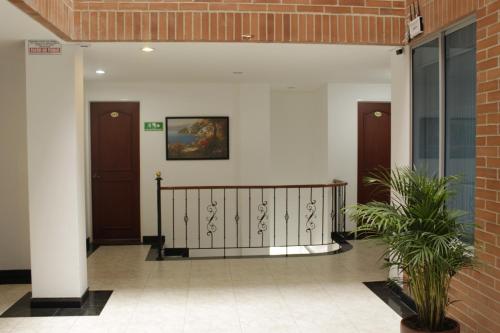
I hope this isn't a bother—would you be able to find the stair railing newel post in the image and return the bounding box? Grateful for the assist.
[155,171,164,261]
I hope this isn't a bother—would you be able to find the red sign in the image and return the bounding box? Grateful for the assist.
[28,40,62,55]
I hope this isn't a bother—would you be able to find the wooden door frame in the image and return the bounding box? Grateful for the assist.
[357,101,391,204]
[89,101,141,245]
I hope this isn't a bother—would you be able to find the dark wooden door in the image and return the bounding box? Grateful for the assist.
[91,102,140,244]
[358,102,391,204]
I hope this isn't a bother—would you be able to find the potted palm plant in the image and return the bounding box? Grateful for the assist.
[347,168,473,333]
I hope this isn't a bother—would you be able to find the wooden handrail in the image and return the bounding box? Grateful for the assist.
[160,181,347,190]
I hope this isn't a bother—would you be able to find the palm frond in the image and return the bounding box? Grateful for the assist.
[346,167,474,331]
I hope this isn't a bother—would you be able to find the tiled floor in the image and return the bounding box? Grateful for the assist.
[0,240,401,333]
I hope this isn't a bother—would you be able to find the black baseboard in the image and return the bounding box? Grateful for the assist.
[142,235,165,248]
[31,289,89,308]
[0,269,31,284]
[164,248,189,257]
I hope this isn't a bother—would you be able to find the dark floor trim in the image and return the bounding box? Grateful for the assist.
[92,238,141,245]
[142,235,165,248]
[1,290,113,317]
[363,280,416,318]
[31,289,89,308]
[340,231,373,240]
[0,270,31,284]
[387,280,416,311]
[164,248,189,257]
[86,241,100,257]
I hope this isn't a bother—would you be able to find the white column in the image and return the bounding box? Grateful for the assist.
[25,43,88,301]
[390,46,411,170]
[389,46,411,284]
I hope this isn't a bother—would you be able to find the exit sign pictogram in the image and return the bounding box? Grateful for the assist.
[144,122,163,131]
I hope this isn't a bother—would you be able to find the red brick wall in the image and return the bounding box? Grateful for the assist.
[72,0,405,43]
[408,1,500,332]
[10,0,407,44]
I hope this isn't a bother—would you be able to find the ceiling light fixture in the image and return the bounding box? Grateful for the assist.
[233,71,243,75]
[142,46,155,52]
[96,69,106,75]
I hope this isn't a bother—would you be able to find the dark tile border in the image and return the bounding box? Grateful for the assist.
[363,280,416,318]
[1,290,113,317]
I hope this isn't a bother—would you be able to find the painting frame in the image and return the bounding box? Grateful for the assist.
[165,116,230,160]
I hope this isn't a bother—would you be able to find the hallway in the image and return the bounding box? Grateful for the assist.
[0,240,401,333]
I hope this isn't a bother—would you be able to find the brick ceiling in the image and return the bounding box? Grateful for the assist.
[10,0,407,44]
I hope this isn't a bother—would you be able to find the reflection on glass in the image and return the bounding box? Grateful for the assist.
[412,39,440,176]
[445,23,476,243]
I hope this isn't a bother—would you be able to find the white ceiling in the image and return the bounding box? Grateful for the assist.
[84,43,393,89]
[1,1,393,89]
[0,1,57,41]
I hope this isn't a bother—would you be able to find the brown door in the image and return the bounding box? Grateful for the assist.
[358,102,391,204]
[91,102,140,244]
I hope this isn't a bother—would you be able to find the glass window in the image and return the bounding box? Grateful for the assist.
[445,23,476,243]
[412,39,440,176]
[411,22,476,244]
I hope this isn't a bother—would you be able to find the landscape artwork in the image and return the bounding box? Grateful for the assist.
[166,117,229,160]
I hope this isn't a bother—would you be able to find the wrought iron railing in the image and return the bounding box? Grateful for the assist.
[154,172,347,260]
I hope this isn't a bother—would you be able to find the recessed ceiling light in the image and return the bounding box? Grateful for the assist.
[233,71,243,75]
[96,69,106,75]
[142,46,155,52]
[288,86,296,89]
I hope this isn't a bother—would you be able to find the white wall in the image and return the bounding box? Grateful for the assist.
[327,83,391,230]
[271,88,328,184]
[391,46,411,169]
[85,81,395,237]
[0,41,30,270]
[237,84,272,184]
[85,82,334,238]
[85,82,275,237]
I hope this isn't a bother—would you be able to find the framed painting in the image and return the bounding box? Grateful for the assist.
[166,117,229,160]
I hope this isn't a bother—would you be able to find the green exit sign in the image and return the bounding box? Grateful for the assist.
[144,122,163,131]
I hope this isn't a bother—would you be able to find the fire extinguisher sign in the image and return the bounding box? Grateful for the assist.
[28,40,62,55]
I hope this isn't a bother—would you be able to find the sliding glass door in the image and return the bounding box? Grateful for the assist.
[445,23,476,242]
[411,21,476,243]
[412,39,440,176]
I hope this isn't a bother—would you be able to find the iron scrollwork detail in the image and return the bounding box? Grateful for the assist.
[305,198,317,244]
[206,200,218,247]
[257,200,268,246]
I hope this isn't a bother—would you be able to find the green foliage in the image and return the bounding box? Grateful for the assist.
[347,167,473,331]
